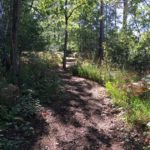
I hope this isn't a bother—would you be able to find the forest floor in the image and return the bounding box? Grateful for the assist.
[31,58,145,150]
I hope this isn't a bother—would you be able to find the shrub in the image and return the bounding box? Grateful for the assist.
[19,52,61,93]
[129,31,150,72]
[0,93,41,150]
[11,93,41,118]
[34,74,60,103]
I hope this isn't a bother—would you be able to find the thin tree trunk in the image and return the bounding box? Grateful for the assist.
[115,4,117,29]
[123,0,128,31]
[105,3,108,39]
[63,0,68,70]
[99,0,104,62]
[12,0,19,81]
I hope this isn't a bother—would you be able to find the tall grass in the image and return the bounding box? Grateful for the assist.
[126,98,150,125]
[106,81,150,125]
[72,59,150,125]
[72,60,107,84]
[106,81,128,107]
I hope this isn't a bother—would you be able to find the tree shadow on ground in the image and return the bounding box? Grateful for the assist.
[33,70,113,149]
[46,71,103,126]
[58,126,111,150]
[22,118,50,150]
[29,68,145,150]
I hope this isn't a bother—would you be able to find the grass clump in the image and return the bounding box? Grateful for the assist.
[106,80,150,125]
[126,98,150,125]
[105,81,128,108]
[72,61,103,84]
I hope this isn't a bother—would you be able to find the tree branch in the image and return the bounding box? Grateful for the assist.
[67,3,85,19]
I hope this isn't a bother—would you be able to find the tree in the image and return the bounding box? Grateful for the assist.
[99,0,104,62]
[11,0,20,81]
[123,0,128,31]
[63,0,68,70]
[62,0,85,69]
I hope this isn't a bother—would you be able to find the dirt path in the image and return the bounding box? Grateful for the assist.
[32,76,144,150]
[31,60,145,150]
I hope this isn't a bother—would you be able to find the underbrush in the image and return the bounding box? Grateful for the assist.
[106,81,150,125]
[72,59,150,126]
[0,51,61,149]
[0,93,42,149]
[20,51,61,103]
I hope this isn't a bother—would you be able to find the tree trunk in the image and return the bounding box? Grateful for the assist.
[105,3,107,39]
[123,0,128,31]
[98,0,104,62]
[115,4,117,29]
[11,0,19,81]
[63,0,68,70]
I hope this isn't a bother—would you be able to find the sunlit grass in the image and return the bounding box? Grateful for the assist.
[72,60,103,84]
[72,59,150,125]
[22,51,62,67]
[126,98,150,125]
[106,81,150,125]
[106,81,128,107]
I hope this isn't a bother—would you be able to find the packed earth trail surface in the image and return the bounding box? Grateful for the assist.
[32,58,145,150]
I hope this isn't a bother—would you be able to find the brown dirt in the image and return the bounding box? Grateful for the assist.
[31,66,145,150]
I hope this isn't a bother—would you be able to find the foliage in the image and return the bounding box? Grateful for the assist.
[129,31,150,71]
[105,75,150,126]
[0,93,40,150]
[72,60,103,84]
[18,12,46,51]
[11,93,41,118]
[106,81,128,107]
[0,51,61,149]
[126,98,150,125]
[106,32,132,66]
[19,52,61,103]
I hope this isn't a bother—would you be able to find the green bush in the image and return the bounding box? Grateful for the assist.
[20,52,61,94]
[106,32,133,66]
[0,93,40,150]
[34,74,60,103]
[11,93,41,118]
[129,31,150,72]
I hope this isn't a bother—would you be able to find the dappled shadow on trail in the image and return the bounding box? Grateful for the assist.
[31,69,145,150]
[47,72,104,126]
[32,69,121,150]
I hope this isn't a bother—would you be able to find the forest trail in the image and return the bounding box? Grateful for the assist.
[32,58,144,150]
